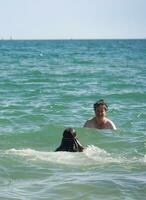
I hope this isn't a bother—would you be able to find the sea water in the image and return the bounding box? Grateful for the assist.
[0,39,146,200]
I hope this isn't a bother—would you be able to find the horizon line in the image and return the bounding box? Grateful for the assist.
[0,37,145,41]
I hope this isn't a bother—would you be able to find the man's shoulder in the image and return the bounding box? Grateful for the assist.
[83,117,96,128]
[85,117,96,124]
[106,118,117,130]
[87,117,95,122]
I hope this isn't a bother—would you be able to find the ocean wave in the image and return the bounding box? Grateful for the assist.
[4,146,146,166]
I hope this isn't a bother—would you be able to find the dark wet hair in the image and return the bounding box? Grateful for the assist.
[93,99,108,112]
[55,128,84,152]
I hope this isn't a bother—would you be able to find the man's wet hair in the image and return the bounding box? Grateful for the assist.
[93,99,108,111]
[55,128,84,152]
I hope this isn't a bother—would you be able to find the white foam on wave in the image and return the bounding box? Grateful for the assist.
[5,147,146,166]
[143,155,146,162]
[84,145,121,163]
[5,148,87,165]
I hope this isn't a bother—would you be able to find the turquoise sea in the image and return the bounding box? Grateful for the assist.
[0,39,146,199]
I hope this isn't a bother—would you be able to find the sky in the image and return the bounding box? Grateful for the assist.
[0,0,146,39]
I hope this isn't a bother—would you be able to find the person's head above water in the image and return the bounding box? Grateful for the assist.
[63,127,76,138]
[93,99,108,119]
[55,128,84,152]
[93,99,108,112]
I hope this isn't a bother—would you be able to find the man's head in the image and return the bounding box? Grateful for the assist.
[93,99,108,118]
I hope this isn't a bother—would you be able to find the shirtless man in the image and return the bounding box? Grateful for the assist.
[83,99,117,130]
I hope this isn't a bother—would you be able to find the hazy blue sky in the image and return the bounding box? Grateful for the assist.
[0,0,146,39]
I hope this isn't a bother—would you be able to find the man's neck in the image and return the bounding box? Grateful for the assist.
[96,116,105,122]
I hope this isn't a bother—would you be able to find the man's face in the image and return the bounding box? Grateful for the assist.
[95,104,106,118]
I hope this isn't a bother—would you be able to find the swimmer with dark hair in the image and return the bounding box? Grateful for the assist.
[84,99,116,130]
[55,128,84,152]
